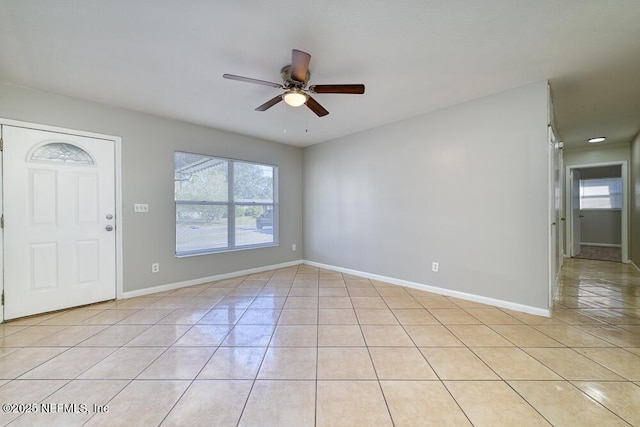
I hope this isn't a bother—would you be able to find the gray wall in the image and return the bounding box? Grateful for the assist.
[303,81,550,310]
[0,83,304,293]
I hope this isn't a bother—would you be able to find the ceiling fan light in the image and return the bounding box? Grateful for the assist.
[283,90,307,107]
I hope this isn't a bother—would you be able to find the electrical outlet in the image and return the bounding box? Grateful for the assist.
[134,203,149,213]
[151,263,159,273]
[432,262,439,273]
[292,244,297,251]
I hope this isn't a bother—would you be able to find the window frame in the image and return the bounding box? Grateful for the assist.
[579,177,622,210]
[174,151,278,257]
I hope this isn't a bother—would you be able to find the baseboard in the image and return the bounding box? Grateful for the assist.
[579,242,622,248]
[303,260,550,318]
[629,260,640,273]
[121,260,303,299]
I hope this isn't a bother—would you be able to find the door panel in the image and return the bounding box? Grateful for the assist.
[3,125,116,320]
[571,169,581,256]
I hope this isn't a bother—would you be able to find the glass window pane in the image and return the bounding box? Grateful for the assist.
[31,143,94,164]
[175,152,228,201]
[234,161,274,203]
[579,177,622,209]
[235,205,275,247]
[176,204,228,254]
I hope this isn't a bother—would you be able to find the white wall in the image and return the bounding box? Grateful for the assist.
[0,83,304,293]
[304,81,550,311]
[631,132,640,265]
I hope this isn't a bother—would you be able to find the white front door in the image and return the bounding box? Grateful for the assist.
[2,125,116,320]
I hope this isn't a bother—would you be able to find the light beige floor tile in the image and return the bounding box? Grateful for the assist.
[524,348,625,380]
[248,296,286,309]
[0,347,67,379]
[80,309,138,325]
[355,308,399,324]
[236,309,281,325]
[277,308,318,325]
[0,325,68,347]
[197,308,245,324]
[19,347,115,380]
[78,324,150,347]
[11,379,128,427]
[317,347,376,379]
[464,308,523,324]
[491,325,564,347]
[270,324,317,347]
[115,308,174,324]
[374,285,410,297]
[415,296,459,309]
[239,380,315,427]
[509,380,629,426]
[573,381,640,426]
[257,347,316,379]
[318,308,358,324]
[84,380,189,427]
[445,381,551,426]
[163,380,252,427]
[0,324,27,338]
[3,312,60,326]
[156,308,209,324]
[283,297,318,309]
[317,381,393,427]
[351,296,388,309]
[503,309,564,325]
[175,324,233,346]
[361,324,414,346]
[347,287,380,297]
[391,309,438,325]
[258,287,290,297]
[382,296,422,309]
[125,324,191,346]
[319,296,353,309]
[39,309,104,326]
[212,296,254,309]
[472,347,562,380]
[0,379,68,425]
[79,347,165,379]
[318,325,366,346]
[574,347,640,380]
[198,347,266,379]
[421,347,499,380]
[138,346,215,379]
[319,287,348,296]
[429,308,482,324]
[33,325,108,346]
[533,324,616,347]
[404,325,464,347]
[576,324,640,347]
[448,298,495,309]
[288,287,318,297]
[369,347,437,379]
[113,297,161,309]
[381,381,471,426]
[447,324,514,347]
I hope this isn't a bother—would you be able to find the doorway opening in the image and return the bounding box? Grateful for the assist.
[565,161,627,263]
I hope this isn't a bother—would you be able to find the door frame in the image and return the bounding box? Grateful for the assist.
[564,160,628,263]
[0,118,123,322]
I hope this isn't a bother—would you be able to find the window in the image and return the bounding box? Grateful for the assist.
[579,177,622,209]
[174,152,277,256]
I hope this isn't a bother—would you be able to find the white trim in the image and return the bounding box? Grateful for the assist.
[303,260,550,318]
[0,118,124,320]
[629,260,640,272]
[579,242,622,248]
[122,260,303,299]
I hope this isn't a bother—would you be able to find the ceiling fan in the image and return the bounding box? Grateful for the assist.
[223,49,365,117]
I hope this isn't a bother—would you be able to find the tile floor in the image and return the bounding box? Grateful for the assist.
[1,258,640,426]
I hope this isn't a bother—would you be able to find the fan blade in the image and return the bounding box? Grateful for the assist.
[223,74,283,89]
[291,49,311,83]
[255,95,283,111]
[305,96,329,117]
[309,84,365,94]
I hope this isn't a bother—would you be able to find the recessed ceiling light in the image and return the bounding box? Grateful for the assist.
[588,137,606,143]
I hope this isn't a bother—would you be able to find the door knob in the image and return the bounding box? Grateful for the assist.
[105,225,114,231]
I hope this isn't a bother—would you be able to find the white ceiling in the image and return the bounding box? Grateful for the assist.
[1,1,639,149]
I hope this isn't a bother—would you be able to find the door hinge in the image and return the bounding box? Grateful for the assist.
[1,292,4,306]
[0,137,3,151]
[1,215,3,229]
